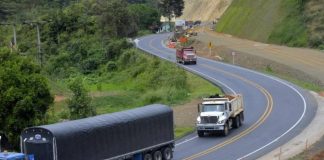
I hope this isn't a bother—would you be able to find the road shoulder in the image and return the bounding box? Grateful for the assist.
[258,92,324,160]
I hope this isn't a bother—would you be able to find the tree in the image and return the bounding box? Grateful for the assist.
[0,48,53,150]
[67,77,96,120]
[159,0,184,21]
[92,0,138,37]
[128,4,161,30]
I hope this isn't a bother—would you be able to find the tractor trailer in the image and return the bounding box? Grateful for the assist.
[196,94,244,137]
[17,104,174,160]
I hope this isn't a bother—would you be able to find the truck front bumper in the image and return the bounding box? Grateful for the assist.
[196,124,224,131]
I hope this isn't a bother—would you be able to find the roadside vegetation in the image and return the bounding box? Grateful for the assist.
[216,0,324,49]
[0,0,219,150]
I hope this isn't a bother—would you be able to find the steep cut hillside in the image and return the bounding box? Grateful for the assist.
[304,0,324,49]
[180,0,232,21]
[216,0,308,47]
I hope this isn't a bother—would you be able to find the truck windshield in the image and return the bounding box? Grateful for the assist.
[202,104,225,112]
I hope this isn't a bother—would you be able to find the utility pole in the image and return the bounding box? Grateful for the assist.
[0,23,18,52]
[36,23,42,66]
[13,24,17,51]
[24,21,46,66]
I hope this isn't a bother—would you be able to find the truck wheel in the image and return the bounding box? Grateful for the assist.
[223,123,229,136]
[153,150,162,160]
[144,153,153,160]
[197,130,204,137]
[233,116,240,128]
[238,114,242,126]
[162,147,172,160]
[240,112,244,122]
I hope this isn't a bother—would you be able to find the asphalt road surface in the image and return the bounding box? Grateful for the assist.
[137,33,317,160]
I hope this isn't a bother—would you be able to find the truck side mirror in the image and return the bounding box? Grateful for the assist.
[198,104,202,113]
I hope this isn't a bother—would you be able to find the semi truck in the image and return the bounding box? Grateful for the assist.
[5,104,174,160]
[176,47,197,65]
[196,94,244,137]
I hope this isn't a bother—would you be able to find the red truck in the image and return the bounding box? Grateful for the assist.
[176,47,197,65]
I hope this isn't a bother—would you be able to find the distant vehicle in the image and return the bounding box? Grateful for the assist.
[196,94,244,137]
[194,20,201,26]
[175,19,186,27]
[17,104,174,160]
[176,47,197,65]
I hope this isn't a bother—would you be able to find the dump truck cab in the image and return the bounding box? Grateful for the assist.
[196,94,244,137]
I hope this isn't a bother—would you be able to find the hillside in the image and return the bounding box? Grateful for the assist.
[180,0,232,21]
[215,0,324,48]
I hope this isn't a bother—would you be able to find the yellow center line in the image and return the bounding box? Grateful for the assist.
[145,36,274,160]
[183,64,273,160]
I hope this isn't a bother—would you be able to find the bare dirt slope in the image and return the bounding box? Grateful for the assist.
[180,0,232,21]
[192,26,324,88]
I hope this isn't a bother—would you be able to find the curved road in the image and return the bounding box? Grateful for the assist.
[137,33,317,160]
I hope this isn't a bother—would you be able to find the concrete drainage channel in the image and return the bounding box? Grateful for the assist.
[259,92,324,160]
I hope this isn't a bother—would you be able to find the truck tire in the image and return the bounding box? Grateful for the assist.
[232,116,240,128]
[240,112,244,122]
[153,150,162,160]
[144,153,153,160]
[162,147,172,160]
[223,123,229,136]
[197,130,204,137]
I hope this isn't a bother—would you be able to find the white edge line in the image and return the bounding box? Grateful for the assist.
[139,36,308,157]
[137,37,237,146]
[175,136,199,146]
[199,57,308,159]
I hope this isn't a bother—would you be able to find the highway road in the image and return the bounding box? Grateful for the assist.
[137,33,318,160]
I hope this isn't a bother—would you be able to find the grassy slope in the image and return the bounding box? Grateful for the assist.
[47,50,221,123]
[216,0,308,47]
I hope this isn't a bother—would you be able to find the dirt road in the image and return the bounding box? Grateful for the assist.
[192,27,324,88]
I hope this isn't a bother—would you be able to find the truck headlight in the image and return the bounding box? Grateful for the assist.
[217,120,225,124]
[196,116,201,124]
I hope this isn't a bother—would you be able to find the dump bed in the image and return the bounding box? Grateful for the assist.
[202,94,244,117]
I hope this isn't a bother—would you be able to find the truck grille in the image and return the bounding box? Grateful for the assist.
[201,116,218,124]
[187,55,195,59]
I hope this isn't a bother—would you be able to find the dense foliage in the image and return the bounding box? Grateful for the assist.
[0,0,191,150]
[0,48,53,149]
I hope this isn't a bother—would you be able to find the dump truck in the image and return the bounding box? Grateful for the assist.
[196,94,244,137]
[176,47,197,65]
[19,104,174,160]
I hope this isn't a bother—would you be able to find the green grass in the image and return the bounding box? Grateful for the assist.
[174,126,195,139]
[47,50,222,127]
[216,0,308,47]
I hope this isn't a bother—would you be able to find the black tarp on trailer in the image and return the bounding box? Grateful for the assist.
[21,104,174,160]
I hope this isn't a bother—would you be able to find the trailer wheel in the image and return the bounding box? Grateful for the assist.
[162,147,172,160]
[197,130,204,137]
[232,116,240,128]
[153,150,162,160]
[144,153,153,160]
[223,123,229,136]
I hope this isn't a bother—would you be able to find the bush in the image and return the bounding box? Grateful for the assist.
[81,58,99,74]
[106,61,118,71]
